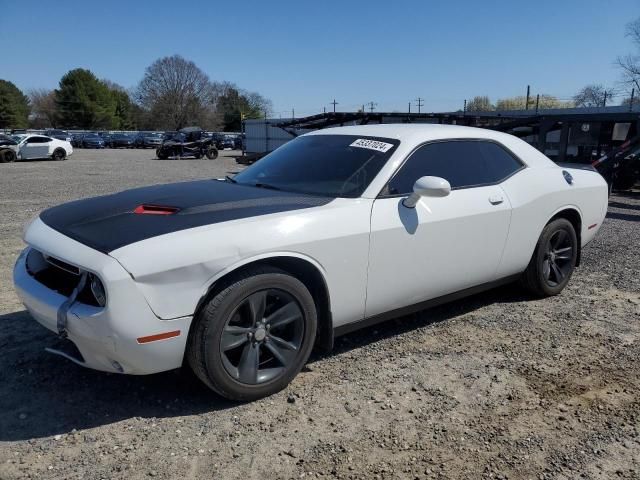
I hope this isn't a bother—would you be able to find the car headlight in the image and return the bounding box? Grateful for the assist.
[90,274,107,307]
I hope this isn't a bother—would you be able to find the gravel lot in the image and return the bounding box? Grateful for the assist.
[0,148,638,480]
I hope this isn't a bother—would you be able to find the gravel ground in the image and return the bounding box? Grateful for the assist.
[0,149,638,480]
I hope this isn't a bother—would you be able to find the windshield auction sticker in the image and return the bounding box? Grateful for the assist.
[349,138,394,153]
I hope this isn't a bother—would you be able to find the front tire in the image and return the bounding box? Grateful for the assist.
[187,267,317,401]
[206,147,218,160]
[521,218,578,297]
[156,148,168,160]
[52,148,66,161]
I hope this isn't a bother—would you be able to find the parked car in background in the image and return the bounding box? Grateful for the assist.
[71,133,85,148]
[135,132,163,148]
[81,134,106,149]
[233,134,244,150]
[98,132,112,146]
[109,133,135,148]
[0,133,19,163]
[44,129,72,142]
[10,134,72,161]
[219,135,235,150]
[14,125,607,400]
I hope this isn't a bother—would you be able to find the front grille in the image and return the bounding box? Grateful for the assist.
[44,254,80,275]
[26,249,101,307]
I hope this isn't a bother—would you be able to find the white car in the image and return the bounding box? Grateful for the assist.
[13,125,608,400]
[12,134,73,161]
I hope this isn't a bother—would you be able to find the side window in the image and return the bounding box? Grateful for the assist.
[26,136,50,144]
[476,142,524,181]
[385,140,522,195]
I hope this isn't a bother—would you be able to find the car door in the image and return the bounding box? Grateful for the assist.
[20,136,50,159]
[365,139,524,318]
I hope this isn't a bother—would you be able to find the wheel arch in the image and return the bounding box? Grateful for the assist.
[546,206,582,266]
[194,253,334,352]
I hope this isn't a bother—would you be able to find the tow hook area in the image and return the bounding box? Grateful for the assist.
[56,271,88,338]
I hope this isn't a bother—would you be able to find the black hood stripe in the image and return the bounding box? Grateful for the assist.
[40,180,334,253]
[179,196,328,215]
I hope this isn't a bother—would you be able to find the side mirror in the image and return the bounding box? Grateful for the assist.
[402,176,451,208]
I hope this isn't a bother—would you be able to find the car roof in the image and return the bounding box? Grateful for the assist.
[18,134,48,139]
[306,123,554,169]
[308,123,509,142]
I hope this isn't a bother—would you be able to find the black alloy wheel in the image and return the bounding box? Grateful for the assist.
[521,218,577,297]
[542,229,574,287]
[220,289,305,385]
[187,266,317,401]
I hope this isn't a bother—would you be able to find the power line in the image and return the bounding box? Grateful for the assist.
[367,101,377,113]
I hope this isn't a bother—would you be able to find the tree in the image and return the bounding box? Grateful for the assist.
[573,84,613,108]
[55,69,117,129]
[495,94,572,111]
[135,55,216,130]
[0,80,30,129]
[465,96,494,112]
[29,88,57,128]
[215,82,272,131]
[617,17,640,91]
[102,80,136,129]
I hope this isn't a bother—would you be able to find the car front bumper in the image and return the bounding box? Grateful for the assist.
[13,218,192,375]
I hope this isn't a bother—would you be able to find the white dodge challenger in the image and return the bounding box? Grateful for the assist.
[14,125,608,400]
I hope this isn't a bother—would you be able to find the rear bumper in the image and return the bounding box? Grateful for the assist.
[13,219,192,375]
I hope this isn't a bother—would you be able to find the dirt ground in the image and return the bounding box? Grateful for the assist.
[0,148,638,480]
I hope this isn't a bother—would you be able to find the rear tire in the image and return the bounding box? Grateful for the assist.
[521,218,578,297]
[0,149,16,163]
[187,267,317,401]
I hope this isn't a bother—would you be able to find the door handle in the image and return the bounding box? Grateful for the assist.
[489,194,504,205]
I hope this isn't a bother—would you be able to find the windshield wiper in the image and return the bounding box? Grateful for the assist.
[224,175,237,183]
[253,182,281,191]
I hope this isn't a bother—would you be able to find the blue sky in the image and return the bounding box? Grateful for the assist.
[1,0,638,115]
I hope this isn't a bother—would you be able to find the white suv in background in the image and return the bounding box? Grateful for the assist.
[12,134,73,161]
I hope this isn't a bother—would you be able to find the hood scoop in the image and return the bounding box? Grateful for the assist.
[133,204,180,215]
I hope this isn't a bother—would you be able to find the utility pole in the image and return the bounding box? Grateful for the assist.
[535,94,540,114]
[603,91,608,107]
[367,101,377,113]
[415,97,424,114]
[292,108,295,119]
[630,88,635,112]
[525,85,531,110]
[463,99,466,116]
[408,102,411,114]
[330,99,338,113]
[323,106,326,114]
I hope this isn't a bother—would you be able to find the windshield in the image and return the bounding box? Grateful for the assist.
[233,135,399,198]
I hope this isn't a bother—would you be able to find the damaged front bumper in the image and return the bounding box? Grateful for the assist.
[13,218,192,375]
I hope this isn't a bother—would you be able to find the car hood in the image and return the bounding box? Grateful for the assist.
[39,180,333,253]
